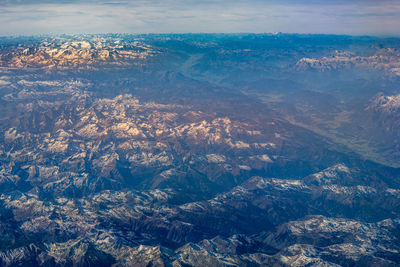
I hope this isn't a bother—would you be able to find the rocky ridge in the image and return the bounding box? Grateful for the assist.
[295,49,400,76]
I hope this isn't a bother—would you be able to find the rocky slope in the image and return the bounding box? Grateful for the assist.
[1,164,400,266]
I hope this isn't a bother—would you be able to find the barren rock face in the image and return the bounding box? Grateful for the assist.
[0,34,400,266]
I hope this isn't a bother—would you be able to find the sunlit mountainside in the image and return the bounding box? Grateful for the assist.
[0,33,400,266]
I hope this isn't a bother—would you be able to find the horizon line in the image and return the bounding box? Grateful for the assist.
[1,32,399,39]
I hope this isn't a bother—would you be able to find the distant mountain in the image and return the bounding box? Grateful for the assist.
[0,36,155,69]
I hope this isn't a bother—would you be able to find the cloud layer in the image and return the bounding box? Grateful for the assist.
[0,0,399,36]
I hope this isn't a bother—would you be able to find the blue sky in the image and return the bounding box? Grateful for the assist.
[0,0,399,36]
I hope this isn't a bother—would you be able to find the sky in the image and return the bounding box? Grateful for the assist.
[0,0,399,36]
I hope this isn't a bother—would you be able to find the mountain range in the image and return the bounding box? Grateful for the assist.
[0,33,400,266]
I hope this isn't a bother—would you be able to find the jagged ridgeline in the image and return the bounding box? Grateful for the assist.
[0,34,400,266]
[0,34,156,69]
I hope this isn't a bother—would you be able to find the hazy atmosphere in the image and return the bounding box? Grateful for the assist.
[1,1,400,266]
[0,0,399,36]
